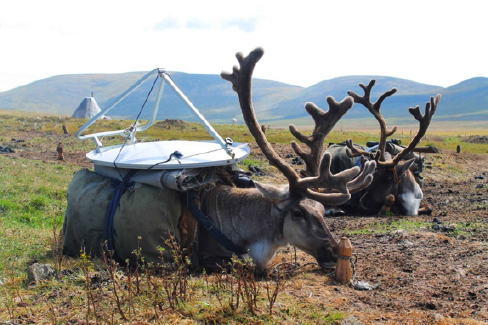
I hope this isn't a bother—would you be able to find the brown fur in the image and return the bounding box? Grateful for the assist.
[197,184,338,270]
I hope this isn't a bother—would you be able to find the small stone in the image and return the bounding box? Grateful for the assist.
[391,229,404,235]
[457,234,467,240]
[433,217,443,224]
[340,316,363,325]
[27,263,55,283]
[434,314,444,321]
[475,184,484,189]
[432,224,440,231]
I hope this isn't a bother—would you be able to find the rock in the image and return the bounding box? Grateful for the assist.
[433,217,443,224]
[254,166,265,176]
[340,316,363,325]
[475,184,484,189]
[27,263,55,283]
[0,146,15,153]
[353,281,380,291]
[391,229,405,236]
[434,313,444,321]
[474,175,485,180]
[432,224,440,231]
[291,157,304,165]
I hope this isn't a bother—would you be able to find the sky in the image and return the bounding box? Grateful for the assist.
[1,0,487,92]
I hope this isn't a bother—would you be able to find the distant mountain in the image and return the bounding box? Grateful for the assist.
[0,71,301,123]
[260,76,445,121]
[0,71,486,124]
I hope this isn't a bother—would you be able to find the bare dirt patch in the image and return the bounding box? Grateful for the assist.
[155,119,190,129]
[463,135,488,144]
[245,142,488,324]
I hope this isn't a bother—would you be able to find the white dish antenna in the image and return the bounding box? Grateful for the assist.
[75,69,250,170]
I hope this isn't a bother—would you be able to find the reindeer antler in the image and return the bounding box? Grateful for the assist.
[289,96,353,177]
[221,48,300,189]
[377,94,441,169]
[344,139,376,159]
[347,79,441,169]
[347,80,397,162]
[221,48,375,206]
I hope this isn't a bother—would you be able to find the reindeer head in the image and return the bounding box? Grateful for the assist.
[345,80,441,215]
[221,48,376,268]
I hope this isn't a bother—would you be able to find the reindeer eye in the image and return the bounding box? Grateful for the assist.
[292,210,304,218]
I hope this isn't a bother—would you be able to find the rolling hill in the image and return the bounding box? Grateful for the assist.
[0,71,486,125]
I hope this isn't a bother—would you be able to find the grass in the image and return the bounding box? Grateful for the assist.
[1,111,488,153]
[0,115,348,323]
[0,155,79,278]
[344,219,432,236]
[0,110,487,323]
[344,218,487,240]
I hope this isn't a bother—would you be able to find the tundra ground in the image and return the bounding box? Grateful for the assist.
[0,118,487,324]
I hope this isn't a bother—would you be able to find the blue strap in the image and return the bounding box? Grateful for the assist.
[186,193,247,255]
[105,170,138,252]
[366,144,379,152]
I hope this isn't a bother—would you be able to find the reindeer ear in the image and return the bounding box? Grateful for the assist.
[395,158,415,176]
[254,182,290,203]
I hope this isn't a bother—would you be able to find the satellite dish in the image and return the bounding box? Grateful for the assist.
[87,140,250,170]
[75,69,250,170]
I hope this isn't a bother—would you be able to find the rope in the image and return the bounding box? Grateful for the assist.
[147,150,184,170]
[144,142,247,170]
[273,262,327,274]
[112,73,160,178]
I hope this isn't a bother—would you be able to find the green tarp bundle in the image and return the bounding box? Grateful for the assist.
[62,169,184,265]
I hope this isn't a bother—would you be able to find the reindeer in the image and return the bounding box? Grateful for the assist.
[63,48,376,271]
[197,48,376,269]
[322,80,441,216]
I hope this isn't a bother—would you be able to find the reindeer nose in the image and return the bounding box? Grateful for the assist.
[328,247,338,262]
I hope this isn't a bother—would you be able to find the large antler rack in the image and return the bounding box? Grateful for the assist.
[221,48,375,206]
[346,80,397,162]
[345,79,441,169]
[377,94,441,168]
[289,97,353,178]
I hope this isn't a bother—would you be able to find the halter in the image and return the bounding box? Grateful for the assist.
[387,167,402,184]
[277,196,305,236]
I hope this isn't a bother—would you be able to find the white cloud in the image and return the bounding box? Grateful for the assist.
[0,0,487,92]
